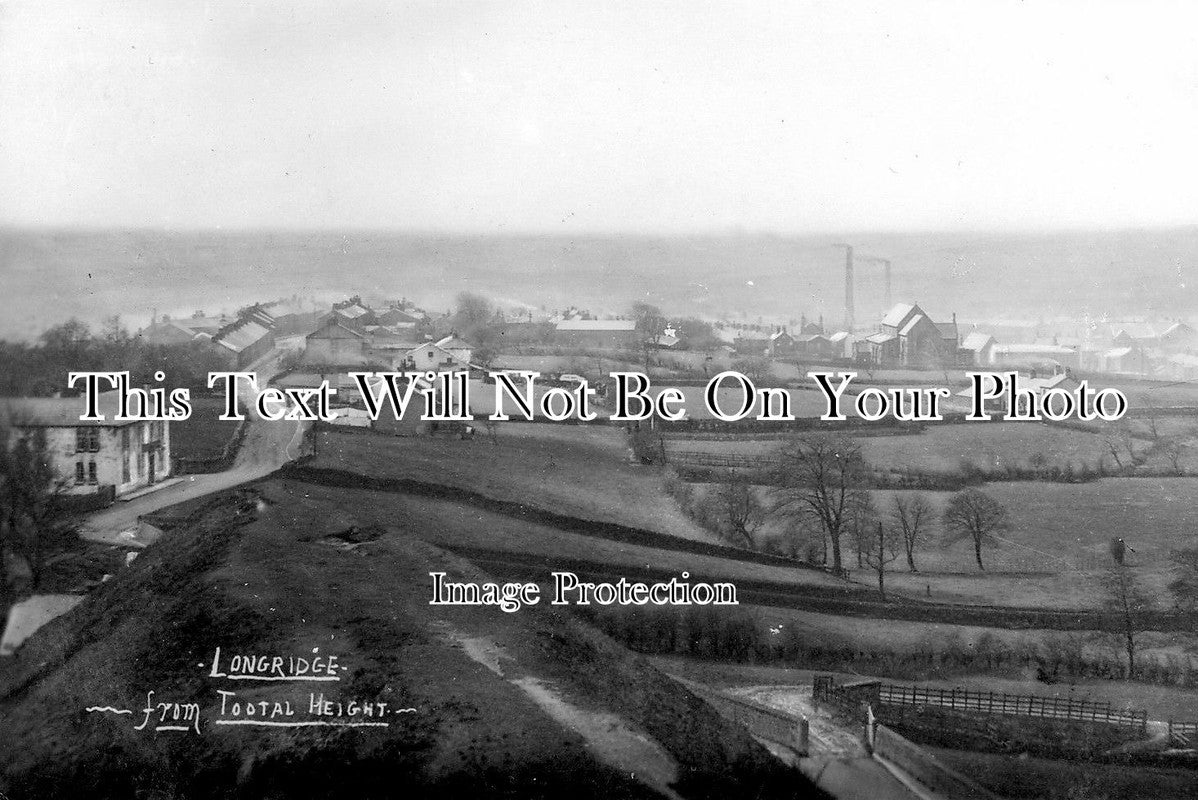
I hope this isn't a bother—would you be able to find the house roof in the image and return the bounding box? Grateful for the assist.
[0,391,141,427]
[865,332,897,344]
[827,331,852,342]
[960,331,994,351]
[335,304,371,319]
[769,330,792,341]
[1103,347,1134,359]
[435,335,472,350]
[307,319,365,340]
[934,321,959,340]
[214,320,271,353]
[882,302,918,328]
[555,319,637,332]
[657,334,681,348]
[898,314,926,337]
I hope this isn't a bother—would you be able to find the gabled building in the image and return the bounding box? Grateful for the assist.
[767,329,795,357]
[554,319,639,349]
[959,331,996,367]
[0,391,171,498]
[302,319,370,366]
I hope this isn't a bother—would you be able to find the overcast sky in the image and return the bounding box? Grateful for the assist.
[1,0,1196,233]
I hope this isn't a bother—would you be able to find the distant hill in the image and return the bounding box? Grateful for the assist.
[3,226,1195,339]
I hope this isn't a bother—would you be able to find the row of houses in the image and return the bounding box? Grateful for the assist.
[139,305,277,370]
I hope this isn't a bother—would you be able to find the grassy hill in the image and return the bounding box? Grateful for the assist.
[0,485,817,799]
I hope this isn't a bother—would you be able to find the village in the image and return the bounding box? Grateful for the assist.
[3,269,1198,800]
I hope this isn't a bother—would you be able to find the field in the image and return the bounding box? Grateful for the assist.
[169,396,241,458]
[665,421,1145,472]
[311,424,720,543]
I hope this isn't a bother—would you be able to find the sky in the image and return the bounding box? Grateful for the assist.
[1,0,1197,233]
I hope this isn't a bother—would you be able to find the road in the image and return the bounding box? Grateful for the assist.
[79,352,308,547]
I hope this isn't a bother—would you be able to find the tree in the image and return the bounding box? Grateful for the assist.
[1101,420,1137,472]
[0,421,77,592]
[730,356,774,385]
[847,492,879,569]
[863,521,902,601]
[1168,548,1198,611]
[942,488,1009,571]
[453,292,495,344]
[1103,564,1152,679]
[631,302,666,369]
[707,473,767,548]
[891,493,933,572]
[773,435,869,576]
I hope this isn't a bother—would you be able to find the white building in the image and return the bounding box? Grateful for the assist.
[0,391,171,498]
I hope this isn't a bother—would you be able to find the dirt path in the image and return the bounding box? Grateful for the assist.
[79,353,307,547]
[436,622,683,800]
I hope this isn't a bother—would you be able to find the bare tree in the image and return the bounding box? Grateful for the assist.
[773,435,869,576]
[942,488,1009,571]
[863,521,902,601]
[1103,564,1152,679]
[708,473,767,548]
[847,491,879,569]
[891,493,933,572]
[1101,420,1137,472]
[1168,548,1198,612]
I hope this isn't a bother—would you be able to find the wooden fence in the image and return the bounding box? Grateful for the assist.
[877,683,1148,731]
[1168,721,1198,747]
[815,676,1148,732]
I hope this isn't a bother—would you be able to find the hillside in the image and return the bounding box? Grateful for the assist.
[0,487,818,799]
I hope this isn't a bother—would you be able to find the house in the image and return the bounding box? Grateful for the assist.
[208,316,275,370]
[795,334,834,360]
[554,319,639,348]
[827,331,856,360]
[955,371,1081,415]
[1160,322,1198,353]
[433,334,473,365]
[856,332,900,366]
[302,319,370,366]
[403,341,470,371]
[1098,346,1142,374]
[139,312,230,346]
[959,331,996,367]
[767,329,795,357]
[376,306,421,329]
[0,391,171,498]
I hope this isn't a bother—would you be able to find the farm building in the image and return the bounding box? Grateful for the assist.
[956,371,1081,416]
[0,391,171,498]
[1097,346,1145,375]
[376,306,421,328]
[554,318,639,348]
[433,334,473,365]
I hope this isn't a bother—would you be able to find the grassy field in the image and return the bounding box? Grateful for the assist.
[169,396,241,458]
[311,424,720,543]
[664,421,1144,472]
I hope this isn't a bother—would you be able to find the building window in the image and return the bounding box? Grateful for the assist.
[122,455,130,484]
[88,462,98,485]
[76,427,100,453]
[121,428,129,450]
[75,462,85,485]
